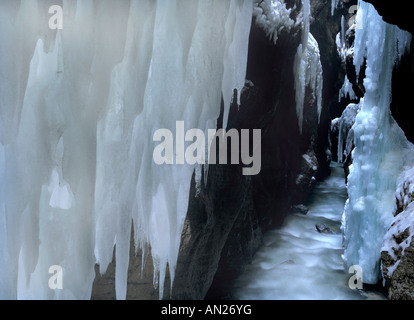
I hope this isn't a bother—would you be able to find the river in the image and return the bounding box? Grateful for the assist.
[231,163,386,300]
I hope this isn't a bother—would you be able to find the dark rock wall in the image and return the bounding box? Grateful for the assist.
[175,0,342,300]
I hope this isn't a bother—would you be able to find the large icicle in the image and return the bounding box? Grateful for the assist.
[331,0,340,16]
[222,0,253,129]
[293,0,323,134]
[342,1,412,284]
[0,0,253,300]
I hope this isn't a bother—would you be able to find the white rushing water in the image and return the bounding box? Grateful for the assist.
[232,163,385,300]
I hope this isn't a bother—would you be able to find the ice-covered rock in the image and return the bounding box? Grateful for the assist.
[381,166,414,299]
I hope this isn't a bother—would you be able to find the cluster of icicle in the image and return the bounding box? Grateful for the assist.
[253,0,296,45]
[293,0,323,135]
[0,0,253,300]
[0,0,326,300]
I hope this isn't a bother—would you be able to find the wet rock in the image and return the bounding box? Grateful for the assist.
[381,211,414,300]
[316,223,334,234]
[292,204,309,215]
[294,151,318,204]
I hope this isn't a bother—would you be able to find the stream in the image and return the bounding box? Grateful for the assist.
[231,163,386,300]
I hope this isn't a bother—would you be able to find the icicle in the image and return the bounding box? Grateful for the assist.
[339,76,357,102]
[331,0,339,16]
[222,0,253,129]
[0,0,254,300]
[294,0,323,134]
[341,15,346,46]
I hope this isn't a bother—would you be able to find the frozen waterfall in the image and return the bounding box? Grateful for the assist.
[341,1,413,284]
[0,0,253,300]
[3,0,410,301]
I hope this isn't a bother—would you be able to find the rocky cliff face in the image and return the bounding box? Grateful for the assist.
[381,169,414,300]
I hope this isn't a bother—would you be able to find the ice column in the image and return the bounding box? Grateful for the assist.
[342,1,412,284]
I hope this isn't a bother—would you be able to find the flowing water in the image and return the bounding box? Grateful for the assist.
[231,163,386,300]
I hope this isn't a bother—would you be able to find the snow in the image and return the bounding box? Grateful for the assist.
[381,200,414,278]
[0,0,253,300]
[253,0,295,45]
[341,1,413,284]
[293,0,323,134]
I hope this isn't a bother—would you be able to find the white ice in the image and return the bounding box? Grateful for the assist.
[341,1,413,284]
[253,0,295,45]
[0,0,253,300]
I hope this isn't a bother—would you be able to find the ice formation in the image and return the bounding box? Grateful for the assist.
[0,0,253,300]
[336,102,361,163]
[293,0,323,134]
[253,0,295,45]
[331,0,340,16]
[338,76,357,103]
[335,16,355,63]
[341,1,413,284]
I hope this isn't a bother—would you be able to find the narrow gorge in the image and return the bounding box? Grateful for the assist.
[0,0,413,301]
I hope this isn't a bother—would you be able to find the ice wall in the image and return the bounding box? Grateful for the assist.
[0,0,253,300]
[341,1,412,284]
